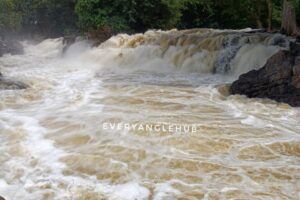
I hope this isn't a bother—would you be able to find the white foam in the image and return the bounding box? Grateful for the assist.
[111,182,150,200]
[221,187,238,192]
[24,38,65,58]
[241,115,266,128]
[153,183,182,200]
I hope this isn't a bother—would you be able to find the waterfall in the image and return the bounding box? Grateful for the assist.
[60,29,290,77]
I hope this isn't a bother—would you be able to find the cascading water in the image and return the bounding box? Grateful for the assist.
[0,29,299,200]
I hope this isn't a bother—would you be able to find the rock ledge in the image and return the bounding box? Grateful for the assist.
[0,73,28,90]
[230,42,300,107]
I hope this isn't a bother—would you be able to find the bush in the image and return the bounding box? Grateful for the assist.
[75,0,182,33]
[0,0,22,33]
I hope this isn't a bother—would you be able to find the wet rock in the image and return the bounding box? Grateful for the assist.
[85,26,114,46]
[293,64,300,76]
[230,42,300,107]
[294,56,300,65]
[62,35,77,53]
[0,77,28,90]
[62,35,89,53]
[0,51,27,90]
[0,38,24,56]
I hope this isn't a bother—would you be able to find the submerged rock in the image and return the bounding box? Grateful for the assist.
[0,76,28,90]
[230,42,300,107]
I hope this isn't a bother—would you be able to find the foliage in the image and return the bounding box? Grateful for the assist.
[75,0,183,33]
[0,0,22,32]
[178,0,216,29]
[0,0,77,37]
[75,0,130,32]
[19,0,78,37]
[1,0,300,37]
[132,0,182,31]
[179,0,283,29]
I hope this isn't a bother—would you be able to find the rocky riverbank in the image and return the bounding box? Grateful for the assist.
[230,41,300,107]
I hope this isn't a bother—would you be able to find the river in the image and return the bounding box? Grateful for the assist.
[0,29,299,200]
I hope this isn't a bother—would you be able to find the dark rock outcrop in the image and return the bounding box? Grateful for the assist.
[63,35,77,52]
[85,26,114,46]
[0,38,24,56]
[0,73,28,90]
[0,37,27,90]
[230,42,300,107]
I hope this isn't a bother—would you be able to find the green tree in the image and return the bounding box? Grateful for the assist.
[19,0,78,37]
[178,0,216,29]
[75,0,133,33]
[75,0,182,33]
[1,0,300,38]
[133,0,182,31]
[0,0,22,33]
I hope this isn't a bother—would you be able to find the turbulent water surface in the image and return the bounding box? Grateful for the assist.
[0,29,300,200]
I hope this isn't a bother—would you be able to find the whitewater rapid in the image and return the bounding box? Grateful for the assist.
[0,29,299,200]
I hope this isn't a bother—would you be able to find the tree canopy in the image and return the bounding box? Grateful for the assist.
[0,0,299,38]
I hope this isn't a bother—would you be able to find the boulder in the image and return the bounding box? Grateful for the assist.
[0,76,28,90]
[230,42,300,107]
[0,38,24,56]
[0,38,27,90]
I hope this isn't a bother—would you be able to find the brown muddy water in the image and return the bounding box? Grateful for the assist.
[0,29,299,200]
